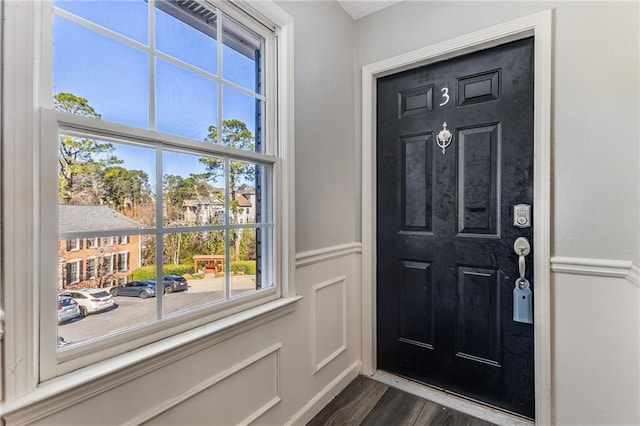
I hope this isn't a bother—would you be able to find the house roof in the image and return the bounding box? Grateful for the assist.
[59,204,142,233]
[237,193,252,207]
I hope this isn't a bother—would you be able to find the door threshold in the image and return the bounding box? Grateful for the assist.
[371,371,534,426]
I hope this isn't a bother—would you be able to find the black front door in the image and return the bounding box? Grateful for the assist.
[376,38,535,418]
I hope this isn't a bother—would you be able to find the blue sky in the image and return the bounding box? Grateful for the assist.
[54,0,259,188]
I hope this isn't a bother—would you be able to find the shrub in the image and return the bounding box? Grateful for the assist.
[131,264,194,281]
[230,260,256,275]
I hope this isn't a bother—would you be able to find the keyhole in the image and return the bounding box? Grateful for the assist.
[522,296,526,300]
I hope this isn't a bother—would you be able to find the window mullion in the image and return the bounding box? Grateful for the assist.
[217,8,224,146]
[149,0,157,130]
[155,144,164,320]
[224,157,230,300]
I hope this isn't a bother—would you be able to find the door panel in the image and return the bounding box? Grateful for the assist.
[376,38,534,418]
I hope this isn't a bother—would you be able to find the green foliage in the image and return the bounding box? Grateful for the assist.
[131,264,194,281]
[101,166,151,212]
[54,93,120,204]
[230,260,256,275]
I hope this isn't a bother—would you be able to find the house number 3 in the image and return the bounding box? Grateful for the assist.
[439,87,450,106]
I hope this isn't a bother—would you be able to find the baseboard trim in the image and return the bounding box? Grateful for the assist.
[371,371,534,426]
[296,243,362,268]
[286,361,361,426]
[551,256,639,287]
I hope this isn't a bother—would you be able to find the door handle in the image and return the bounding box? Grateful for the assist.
[513,237,531,280]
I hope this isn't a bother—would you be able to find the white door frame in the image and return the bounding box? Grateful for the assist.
[361,10,553,424]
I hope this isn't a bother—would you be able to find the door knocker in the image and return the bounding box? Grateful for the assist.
[437,122,453,154]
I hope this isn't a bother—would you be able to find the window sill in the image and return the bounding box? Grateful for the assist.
[1,295,302,424]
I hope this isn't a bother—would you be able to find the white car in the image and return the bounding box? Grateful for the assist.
[59,289,115,317]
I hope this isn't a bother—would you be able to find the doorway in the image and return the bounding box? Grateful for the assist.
[376,38,534,418]
[360,11,552,423]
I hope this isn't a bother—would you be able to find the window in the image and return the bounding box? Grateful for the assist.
[117,252,129,272]
[86,237,99,249]
[65,259,82,285]
[4,0,292,386]
[86,257,97,279]
[9,0,296,378]
[103,254,115,275]
[66,238,81,251]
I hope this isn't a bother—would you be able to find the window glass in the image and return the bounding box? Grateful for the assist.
[162,231,226,317]
[53,16,149,129]
[155,3,217,74]
[155,58,218,141]
[57,234,156,345]
[162,150,225,227]
[222,87,260,152]
[57,133,156,227]
[55,0,149,44]
[51,0,277,356]
[222,14,262,93]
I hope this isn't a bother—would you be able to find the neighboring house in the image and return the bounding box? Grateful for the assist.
[182,192,225,225]
[182,188,256,225]
[58,205,142,291]
[235,191,254,224]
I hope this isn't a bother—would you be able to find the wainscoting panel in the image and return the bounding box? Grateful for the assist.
[144,344,281,426]
[311,276,347,374]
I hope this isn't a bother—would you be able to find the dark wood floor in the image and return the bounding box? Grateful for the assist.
[307,376,497,426]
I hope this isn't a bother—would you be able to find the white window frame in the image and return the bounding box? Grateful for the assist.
[1,0,295,401]
[66,238,81,252]
[85,237,99,249]
[102,254,115,275]
[65,259,82,285]
[118,235,128,245]
[86,256,98,280]
[117,251,129,272]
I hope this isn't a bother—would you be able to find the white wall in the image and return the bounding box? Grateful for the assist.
[1,1,362,424]
[280,1,358,252]
[354,1,640,264]
[354,2,640,425]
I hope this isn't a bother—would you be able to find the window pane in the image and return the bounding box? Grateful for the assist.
[58,135,157,228]
[55,0,149,44]
[53,16,149,129]
[155,2,217,74]
[229,162,269,225]
[57,233,155,348]
[162,231,226,317]
[162,150,225,227]
[230,228,259,298]
[156,59,218,140]
[222,14,262,93]
[222,87,260,152]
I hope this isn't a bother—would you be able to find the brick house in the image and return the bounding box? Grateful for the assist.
[58,205,142,291]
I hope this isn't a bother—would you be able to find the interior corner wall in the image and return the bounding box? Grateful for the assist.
[276,1,358,253]
[354,1,640,425]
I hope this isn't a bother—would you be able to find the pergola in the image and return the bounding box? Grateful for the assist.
[193,255,225,275]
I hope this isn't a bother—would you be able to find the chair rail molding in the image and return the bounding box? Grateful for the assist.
[296,242,362,268]
[551,256,640,288]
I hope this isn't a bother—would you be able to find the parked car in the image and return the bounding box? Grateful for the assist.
[59,289,116,316]
[57,295,81,324]
[110,280,157,299]
[162,275,188,293]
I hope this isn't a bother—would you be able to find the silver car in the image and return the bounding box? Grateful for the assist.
[57,295,81,324]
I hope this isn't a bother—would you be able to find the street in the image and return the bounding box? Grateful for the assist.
[58,275,257,345]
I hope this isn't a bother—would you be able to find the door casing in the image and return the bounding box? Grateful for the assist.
[360,10,553,424]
